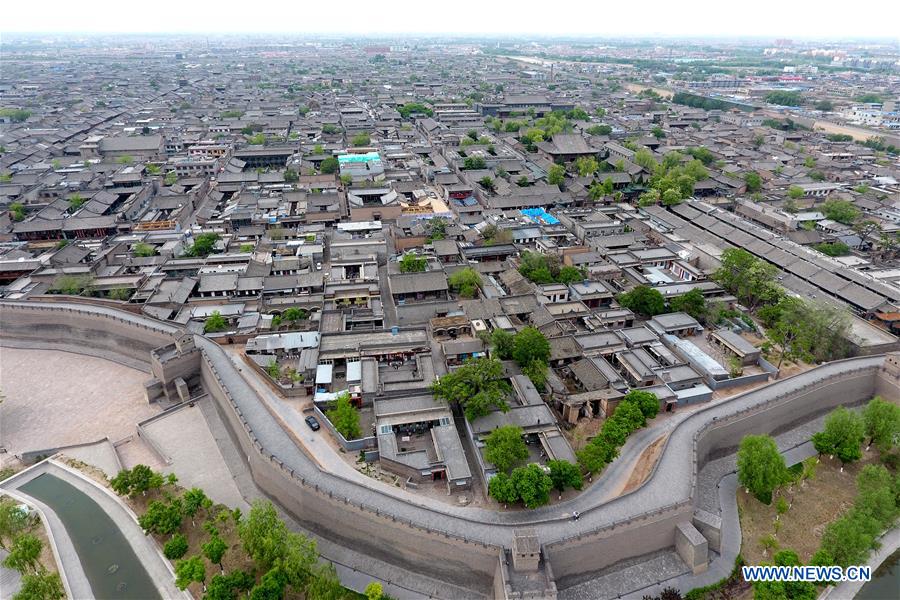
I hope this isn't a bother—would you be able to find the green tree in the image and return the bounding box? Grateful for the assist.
[617,285,665,317]
[634,148,657,171]
[547,164,566,187]
[249,567,286,600]
[737,435,787,503]
[204,311,228,333]
[49,274,93,295]
[240,243,255,253]
[203,535,228,574]
[463,156,486,170]
[557,265,585,284]
[516,175,531,187]
[239,501,287,572]
[651,126,666,139]
[351,133,371,147]
[765,91,803,106]
[622,389,660,420]
[478,176,496,192]
[820,509,881,568]
[0,500,31,551]
[283,167,299,183]
[512,327,550,366]
[184,488,212,526]
[319,156,339,174]
[448,267,481,298]
[139,498,184,536]
[815,100,834,111]
[205,570,254,600]
[164,533,189,560]
[511,464,553,509]
[577,437,618,474]
[574,156,599,177]
[175,555,207,591]
[165,171,178,185]
[431,357,511,421]
[788,185,804,200]
[133,242,157,257]
[812,407,864,463]
[586,124,612,136]
[522,359,548,392]
[398,253,427,273]
[186,233,220,257]
[283,307,307,323]
[822,199,860,225]
[669,288,706,320]
[491,329,515,360]
[327,392,361,439]
[714,248,780,311]
[744,172,762,193]
[488,472,519,505]
[365,582,384,600]
[855,464,898,528]
[484,426,528,473]
[12,570,65,600]
[8,202,26,221]
[2,534,42,574]
[547,460,582,493]
[863,396,900,452]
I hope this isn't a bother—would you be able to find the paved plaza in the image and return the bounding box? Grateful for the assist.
[0,347,160,460]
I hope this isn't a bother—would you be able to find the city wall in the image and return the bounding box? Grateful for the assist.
[3,301,899,597]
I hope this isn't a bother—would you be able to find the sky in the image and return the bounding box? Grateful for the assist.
[3,0,900,38]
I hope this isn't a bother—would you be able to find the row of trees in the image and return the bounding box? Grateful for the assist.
[0,498,65,600]
[488,461,582,509]
[636,149,709,208]
[113,465,361,599]
[578,390,660,474]
[617,285,707,321]
[714,248,851,369]
[737,397,899,503]
[483,425,582,508]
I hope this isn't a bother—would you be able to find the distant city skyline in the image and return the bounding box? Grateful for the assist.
[4,0,900,39]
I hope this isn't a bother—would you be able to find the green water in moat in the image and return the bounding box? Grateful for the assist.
[19,473,161,600]
[855,548,900,600]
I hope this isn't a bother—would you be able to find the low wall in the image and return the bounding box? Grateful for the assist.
[311,405,377,452]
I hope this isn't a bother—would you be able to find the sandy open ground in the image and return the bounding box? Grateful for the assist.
[0,347,160,459]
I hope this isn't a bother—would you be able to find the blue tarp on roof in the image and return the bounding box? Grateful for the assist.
[521,207,560,225]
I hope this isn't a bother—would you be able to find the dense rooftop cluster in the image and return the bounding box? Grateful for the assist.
[1,34,899,506]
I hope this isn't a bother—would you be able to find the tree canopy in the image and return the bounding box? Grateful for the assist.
[398,253,427,273]
[327,392,361,440]
[448,267,481,298]
[812,406,864,463]
[862,396,900,452]
[617,285,665,317]
[431,357,511,421]
[737,435,787,503]
[484,425,528,473]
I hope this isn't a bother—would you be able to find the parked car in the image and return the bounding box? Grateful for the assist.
[305,416,320,431]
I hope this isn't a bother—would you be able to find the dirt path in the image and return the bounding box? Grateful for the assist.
[608,433,669,499]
